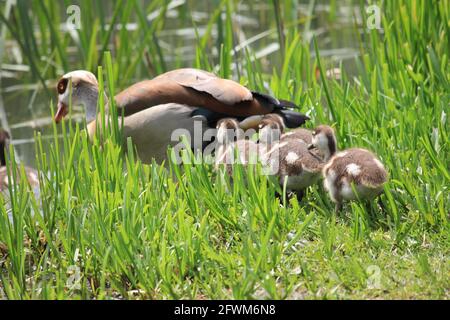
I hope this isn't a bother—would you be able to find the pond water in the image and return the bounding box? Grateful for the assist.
[0,0,363,166]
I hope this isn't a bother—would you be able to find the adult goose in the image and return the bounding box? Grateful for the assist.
[54,68,309,164]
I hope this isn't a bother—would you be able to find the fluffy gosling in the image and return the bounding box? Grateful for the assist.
[281,127,313,145]
[270,139,325,199]
[258,115,324,199]
[308,125,388,212]
[258,113,285,146]
[215,118,259,174]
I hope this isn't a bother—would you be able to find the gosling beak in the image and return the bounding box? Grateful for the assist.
[54,101,68,123]
[307,144,315,150]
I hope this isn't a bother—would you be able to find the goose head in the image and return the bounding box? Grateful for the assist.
[308,125,337,161]
[55,70,101,123]
[0,129,10,166]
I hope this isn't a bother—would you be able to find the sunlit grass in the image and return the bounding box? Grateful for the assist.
[0,0,449,299]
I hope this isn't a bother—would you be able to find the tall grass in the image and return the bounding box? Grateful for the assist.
[0,0,449,299]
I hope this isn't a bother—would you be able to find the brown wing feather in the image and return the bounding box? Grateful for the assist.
[154,68,252,105]
[114,69,272,117]
[153,68,217,82]
[181,78,253,105]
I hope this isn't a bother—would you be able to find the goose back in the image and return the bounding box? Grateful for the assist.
[113,68,301,121]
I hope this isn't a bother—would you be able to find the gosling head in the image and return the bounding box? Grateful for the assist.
[258,113,285,145]
[216,118,243,144]
[308,125,337,161]
[55,70,99,123]
[0,129,11,166]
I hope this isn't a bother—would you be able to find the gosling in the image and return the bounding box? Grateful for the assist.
[281,127,313,145]
[308,125,388,212]
[258,113,314,152]
[258,113,286,147]
[215,118,259,174]
[257,113,286,166]
[259,116,325,199]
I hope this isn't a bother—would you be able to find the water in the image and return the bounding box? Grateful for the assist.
[0,0,362,167]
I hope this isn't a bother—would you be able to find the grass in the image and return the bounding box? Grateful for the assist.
[0,0,449,299]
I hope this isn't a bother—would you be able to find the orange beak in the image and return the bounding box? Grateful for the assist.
[54,101,68,123]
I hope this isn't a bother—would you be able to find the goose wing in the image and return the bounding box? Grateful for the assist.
[153,68,253,105]
[113,68,309,128]
[114,68,273,117]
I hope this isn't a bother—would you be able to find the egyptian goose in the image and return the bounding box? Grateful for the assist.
[308,125,388,212]
[214,118,259,174]
[55,68,309,164]
[0,129,40,193]
[257,116,324,199]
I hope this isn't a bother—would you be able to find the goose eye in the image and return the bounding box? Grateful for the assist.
[57,78,69,94]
